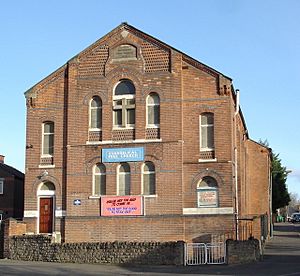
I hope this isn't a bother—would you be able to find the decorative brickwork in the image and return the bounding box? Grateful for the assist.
[79,45,109,77]
[146,128,160,140]
[112,129,135,141]
[199,151,215,160]
[88,130,102,142]
[40,156,53,166]
[23,23,271,245]
[141,42,170,72]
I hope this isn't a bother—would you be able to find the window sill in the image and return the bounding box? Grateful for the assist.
[112,126,135,130]
[86,138,162,145]
[143,194,158,198]
[198,159,217,163]
[183,207,234,215]
[88,195,101,199]
[146,125,160,128]
[39,164,55,168]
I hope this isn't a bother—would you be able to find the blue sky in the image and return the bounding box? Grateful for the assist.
[1,0,299,196]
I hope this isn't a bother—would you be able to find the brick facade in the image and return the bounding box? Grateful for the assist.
[0,155,24,220]
[23,23,271,243]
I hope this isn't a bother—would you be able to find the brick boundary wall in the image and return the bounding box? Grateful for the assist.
[0,223,4,258]
[226,239,261,264]
[8,235,184,265]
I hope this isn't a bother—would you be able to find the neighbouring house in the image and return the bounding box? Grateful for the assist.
[0,155,24,221]
[23,23,271,243]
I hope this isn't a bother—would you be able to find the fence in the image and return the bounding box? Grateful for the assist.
[185,242,226,265]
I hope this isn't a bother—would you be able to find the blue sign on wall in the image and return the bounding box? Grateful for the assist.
[102,147,144,163]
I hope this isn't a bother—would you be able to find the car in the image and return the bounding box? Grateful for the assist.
[291,213,300,223]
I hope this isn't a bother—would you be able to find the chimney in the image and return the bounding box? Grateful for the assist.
[0,155,4,164]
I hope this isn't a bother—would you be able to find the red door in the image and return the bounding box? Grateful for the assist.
[39,197,53,233]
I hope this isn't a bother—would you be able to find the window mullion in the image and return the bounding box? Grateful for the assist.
[122,98,126,127]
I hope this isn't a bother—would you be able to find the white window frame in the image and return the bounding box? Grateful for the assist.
[141,162,156,195]
[42,121,54,157]
[93,163,106,196]
[199,113,214,151]
[89,96,102,131]
[197,177,219,208]
[113,80,136,129]
[116,163,131,196]
[0,178,4,194]
[146,93,160,128]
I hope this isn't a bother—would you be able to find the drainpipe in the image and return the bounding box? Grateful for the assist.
[234,89,240,240]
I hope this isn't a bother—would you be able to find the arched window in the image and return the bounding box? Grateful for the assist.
[113,79,135,128]
[40,182,56,191]
[89,96,102,129]
[93,163,106,195]
[42,121,54,156]
[146,93,160,127]
[142,161,156,195]
[199,113,214,151]
[117,163,130,195]
[197,176,218,207]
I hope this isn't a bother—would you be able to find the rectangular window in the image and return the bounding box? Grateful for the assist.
[42,122,54,156]
[200,114,214,150]
[94,175,106,195]
[91,108,102,129]
[113,97,135,128]
[0,179,4,194]
[118,174,130,195]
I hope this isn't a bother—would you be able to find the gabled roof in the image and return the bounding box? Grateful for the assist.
[0,163,24,180]
[25,22,232,97]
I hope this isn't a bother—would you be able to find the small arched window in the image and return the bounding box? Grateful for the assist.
[113,79,135,128]
[142,161,156,195]
[89,96,102,129]
[146,93,160,127]
[200,113,214,151]
[117,163,130,195]
[197,176,218,207]
[93,163,106,195]
[42,121,54,156]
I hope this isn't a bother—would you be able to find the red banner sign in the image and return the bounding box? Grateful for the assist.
[101,196,144,216]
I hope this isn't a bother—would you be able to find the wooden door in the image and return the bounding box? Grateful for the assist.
[39,197,53,233]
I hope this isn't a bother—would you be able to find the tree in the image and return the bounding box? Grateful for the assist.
[259,140,291,212]
[272,153,291,212]
[287,192,300,214]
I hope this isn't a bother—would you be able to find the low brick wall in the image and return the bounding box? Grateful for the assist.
[8,235,184,265]
[226,239,261,264]
[0,223,4,258]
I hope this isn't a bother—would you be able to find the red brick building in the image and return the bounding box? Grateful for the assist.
[0,155,24,221]
[23,23,271,243]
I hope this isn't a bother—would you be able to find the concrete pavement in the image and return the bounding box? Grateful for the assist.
[0,222,300,275]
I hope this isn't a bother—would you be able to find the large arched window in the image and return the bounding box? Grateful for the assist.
[197,176,218,207]
[42,121,54,156]
[93,163,106,196]
[89,96,102,130]
[146,93,160,128]
[142,161,156,195]
[199,113,214,151]
[117,163,130,195]
[113,79,135,128]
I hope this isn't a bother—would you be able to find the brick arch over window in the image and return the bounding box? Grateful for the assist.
[190,169,224,190]
[105,67,142,92]
[83,91,108,105]
[142,88,165,101]
[31,174,61,194]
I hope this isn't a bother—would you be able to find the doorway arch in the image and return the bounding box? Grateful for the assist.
[37,181,55,234]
